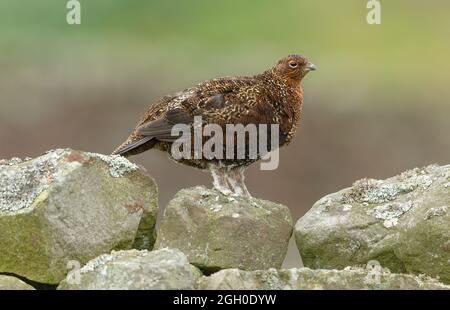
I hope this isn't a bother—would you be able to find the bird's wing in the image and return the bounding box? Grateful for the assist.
[135,76,274,142]
[187,84,275,127]
[136,108,194,142]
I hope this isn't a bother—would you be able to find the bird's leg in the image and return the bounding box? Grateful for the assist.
[226,168,243,197]
[237,167,251,197]
[227,167,251,197]
[209,164,233,196]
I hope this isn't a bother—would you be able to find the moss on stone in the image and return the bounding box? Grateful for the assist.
[295,164,450,284]
[155,186,293,272]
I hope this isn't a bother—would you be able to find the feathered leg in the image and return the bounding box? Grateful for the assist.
[209,164,232,195]
[227,167,251,197]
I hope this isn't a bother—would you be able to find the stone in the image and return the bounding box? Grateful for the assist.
[295,164,450,283]
[0,149,158,284]
[197,266,450,290]
[58,248,201,290]
[0,275,35,290]
[154,186,293,272]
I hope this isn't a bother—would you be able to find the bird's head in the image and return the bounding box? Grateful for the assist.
[273,54,316,83]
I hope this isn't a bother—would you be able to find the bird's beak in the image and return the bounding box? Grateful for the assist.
[306,62,316,72]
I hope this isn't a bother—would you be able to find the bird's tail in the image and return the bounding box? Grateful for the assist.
[112,136,155,157]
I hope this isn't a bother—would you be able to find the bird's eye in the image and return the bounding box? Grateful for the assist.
[288,62,298,68]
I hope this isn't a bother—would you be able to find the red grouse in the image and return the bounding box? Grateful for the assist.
[113,54,316,196]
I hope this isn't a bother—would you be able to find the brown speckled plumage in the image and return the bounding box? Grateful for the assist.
[113,55,315,196]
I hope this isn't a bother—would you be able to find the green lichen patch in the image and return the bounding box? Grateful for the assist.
[58,248,201,290]
[295,164,450,283]
[155,186,293,272]
[0,149,70,214]
[0,149,158,284]
[197,266,450,290]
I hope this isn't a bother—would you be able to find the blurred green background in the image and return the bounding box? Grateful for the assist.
[1,0,449,267]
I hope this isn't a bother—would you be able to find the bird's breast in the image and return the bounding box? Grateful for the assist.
[276,88,303,146]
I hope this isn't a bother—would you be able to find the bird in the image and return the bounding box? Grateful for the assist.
[113,54,316,197]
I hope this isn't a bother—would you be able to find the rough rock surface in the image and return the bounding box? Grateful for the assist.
[58,248,201,290]
[197,266,450,290]
[295,164,450,283]
[0,149,158,284]
[154,186,293,272]
[0,275,35,290]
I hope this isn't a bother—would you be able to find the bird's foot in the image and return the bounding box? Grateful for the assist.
[239,187,252,198]
[211,183,252,197]
[233,187,252,198]
[210,164,252,197]
[228,181,252,197]
[213,184,233,196]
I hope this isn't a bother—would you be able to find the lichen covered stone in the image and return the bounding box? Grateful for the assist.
[58,248,201,290]
[197,266,450,290]
[0,149,158,284]
[295,164,450,283]
[154,186,293,272]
